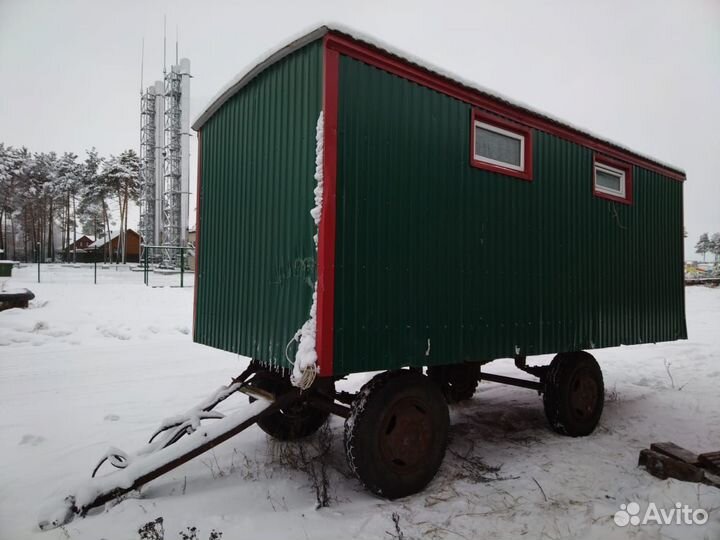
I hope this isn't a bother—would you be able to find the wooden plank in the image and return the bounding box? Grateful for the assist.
[698,451,720,474]
[703,472,720,489]
[650,442,699,465]
[639,449,704,482]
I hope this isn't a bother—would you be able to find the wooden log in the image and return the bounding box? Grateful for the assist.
[703,471,720,489]
[639,449,705,483]
[650,442,699,465]
[698,451,720,474]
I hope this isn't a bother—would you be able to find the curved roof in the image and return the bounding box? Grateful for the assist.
[192,26,328,131]
[193,24,684,177]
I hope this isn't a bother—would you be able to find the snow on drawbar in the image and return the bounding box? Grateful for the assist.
[288,110,323,389]
[37,380,276,530]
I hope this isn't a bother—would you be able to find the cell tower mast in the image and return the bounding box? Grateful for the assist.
[138,20,190,269]
[138,38,154,255]
[161,51,190,268]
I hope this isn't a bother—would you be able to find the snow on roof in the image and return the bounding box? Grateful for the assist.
[88,233,117,249]
[64,235,95,247]
[88,230,138,249]
[192,25,327,131]
[193,24,684,176]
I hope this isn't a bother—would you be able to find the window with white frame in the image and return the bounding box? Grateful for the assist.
[470,111,532,181]
[594,161,626,198]
[473,121,525,171]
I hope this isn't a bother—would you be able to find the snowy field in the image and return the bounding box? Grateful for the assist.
[1,265,719,540]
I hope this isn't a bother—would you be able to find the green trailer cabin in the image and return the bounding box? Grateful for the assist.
[191,25,687,498]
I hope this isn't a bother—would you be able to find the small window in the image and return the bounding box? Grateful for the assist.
[471,110,532,181]
[593,155,632,204]
[475,123,524,170]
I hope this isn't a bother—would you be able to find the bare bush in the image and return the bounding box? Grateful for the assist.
[136,518,222,540]
[138,517,164,540]
[269,423,334,508]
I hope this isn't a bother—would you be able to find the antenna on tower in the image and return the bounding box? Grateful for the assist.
[163,15,167,76]
[140,37,145,96]
[175,25,179,65]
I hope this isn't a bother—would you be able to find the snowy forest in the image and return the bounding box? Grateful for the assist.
[0,143,139,263]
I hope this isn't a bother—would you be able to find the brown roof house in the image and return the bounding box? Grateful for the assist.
[89,229,142,263]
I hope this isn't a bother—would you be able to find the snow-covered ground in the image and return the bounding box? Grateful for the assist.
[1,265,718,540]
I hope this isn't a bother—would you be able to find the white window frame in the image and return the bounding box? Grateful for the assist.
[473,120,526,172]
[594,162,626,199]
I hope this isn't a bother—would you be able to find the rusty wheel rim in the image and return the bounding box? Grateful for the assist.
[569,369,599,420]
[378,397,433,474]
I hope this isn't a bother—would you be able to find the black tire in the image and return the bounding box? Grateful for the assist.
[427,363,480,403]
[344,370,449,499]
[543,352,604,437]
[249,370,329,441]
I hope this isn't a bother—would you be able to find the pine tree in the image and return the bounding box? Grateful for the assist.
[695,233,711,262]
[80,148,114,263]
[30,152,62,261]
[56,152,81,262]
[0,144,12,258]
[101,150,139,263]
[710,233,720,264]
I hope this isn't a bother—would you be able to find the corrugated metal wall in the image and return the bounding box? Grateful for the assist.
[334,55,686,375]
[195,41,322,369]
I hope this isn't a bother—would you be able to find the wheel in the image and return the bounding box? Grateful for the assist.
[248,370,329,441]
[543,352,604,437]
[427,363,480,403]
[344,370,449,499]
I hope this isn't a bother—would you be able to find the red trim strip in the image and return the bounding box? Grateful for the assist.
[316,39,339,377]
[593,153,633,205]
[325,33,685,182]
[470,109,533,181]
[192,131,202,340]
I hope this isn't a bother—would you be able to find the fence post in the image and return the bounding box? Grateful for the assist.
[36,242,40,283]
[144,246,149,287]
[94,258,97,285]
[180,247,184,288]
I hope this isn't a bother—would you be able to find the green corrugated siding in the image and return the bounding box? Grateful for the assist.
[334,55,686,375]
[194,40,322,369]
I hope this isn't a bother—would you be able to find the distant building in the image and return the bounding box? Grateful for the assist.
[58,235,96,262]
[88,229,142,263]
[63,234,95,254]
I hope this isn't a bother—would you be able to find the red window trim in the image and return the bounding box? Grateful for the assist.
[470,109,533,181]
[324,32,685,182]
[593,153,633,205]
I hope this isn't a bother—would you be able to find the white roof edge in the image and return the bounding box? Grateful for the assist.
[193,23,685,176]
[192,25,329,131]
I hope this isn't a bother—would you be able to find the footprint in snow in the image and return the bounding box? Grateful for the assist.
[19,434,46,446]
[104,414,120,421]
[98,326,131,340]
[32,321,49,332]
[176,326,190,335]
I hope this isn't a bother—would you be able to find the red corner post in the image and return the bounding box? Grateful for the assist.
[192,131,203,341]
[316,38,339,377]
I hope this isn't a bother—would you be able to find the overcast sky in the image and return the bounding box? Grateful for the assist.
[1,0,718,256]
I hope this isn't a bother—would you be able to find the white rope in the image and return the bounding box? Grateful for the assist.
[287,111,324,392]
[284,330,317,391]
